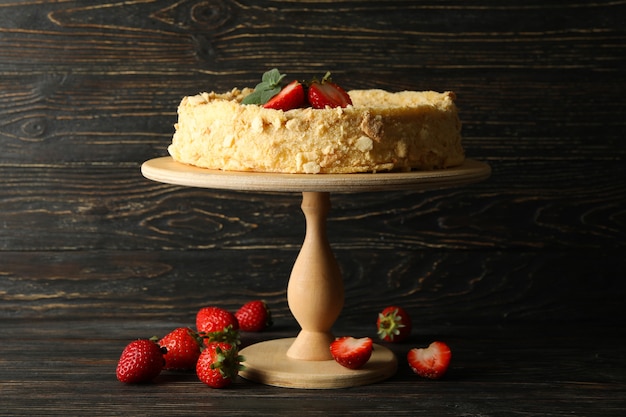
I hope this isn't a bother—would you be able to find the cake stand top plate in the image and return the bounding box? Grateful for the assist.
[141,156,490,193]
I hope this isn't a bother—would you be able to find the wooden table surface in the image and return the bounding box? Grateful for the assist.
[1,1,625,415]
[2,318,625,416]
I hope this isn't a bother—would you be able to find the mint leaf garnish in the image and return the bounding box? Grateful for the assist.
[262,68,285,86]
[241,68,286,105]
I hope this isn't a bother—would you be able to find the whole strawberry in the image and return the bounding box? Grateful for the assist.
[196,342,244,388]
[407,341,452,379]
[158,327,202,370]
[196,306,239,345]
[116,339,165,383]
[376,306,412,343]
[235,300,273,332]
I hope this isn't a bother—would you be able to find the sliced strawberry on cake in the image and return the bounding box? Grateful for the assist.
[308,72,353,109]
[263,80,306,111]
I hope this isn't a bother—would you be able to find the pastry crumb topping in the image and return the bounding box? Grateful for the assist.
[360,111,384,142]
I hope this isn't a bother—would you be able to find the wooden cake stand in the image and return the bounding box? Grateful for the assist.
[141,156,491,389]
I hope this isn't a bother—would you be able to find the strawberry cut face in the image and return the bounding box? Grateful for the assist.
[330,336,373,370]
[263,80,305,111]
[407,341,452,379]
[308,81,353,109]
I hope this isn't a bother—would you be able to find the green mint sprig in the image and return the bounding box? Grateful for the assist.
[241,68,286,105]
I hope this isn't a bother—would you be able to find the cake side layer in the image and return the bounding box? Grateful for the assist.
[168,88,464,174]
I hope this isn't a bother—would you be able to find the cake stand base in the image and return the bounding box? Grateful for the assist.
[239,338,398,389]
[141,157,491,389]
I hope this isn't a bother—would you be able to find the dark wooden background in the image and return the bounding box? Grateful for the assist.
[1,1,625,416]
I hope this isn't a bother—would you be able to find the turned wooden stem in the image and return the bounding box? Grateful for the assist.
[286,192,344,361]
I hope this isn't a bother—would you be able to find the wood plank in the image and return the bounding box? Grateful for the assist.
[1,249,623,323]
[1,162,623,251]
[0,0,625,412]
[1,1,623,74]
[1,72,623,164]
[1,319,624,416]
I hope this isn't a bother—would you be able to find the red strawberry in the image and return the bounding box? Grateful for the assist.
[263,80,306,111]
[196,306,239,345]
[158,327,202,370]
[329,336,373,370]
[308,72,352,109]
[235,300,273,332]
[116,339,165,383]
[376,306,412,343]
[196,342,244,388]
[407,341,452,379]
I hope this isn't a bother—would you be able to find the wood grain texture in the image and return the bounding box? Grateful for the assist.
[0,0,625,326]
[141,157,491,192]
[1,319,625,416]
[1,1,625,412]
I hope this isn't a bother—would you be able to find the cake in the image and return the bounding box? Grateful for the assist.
[168,81,464,174]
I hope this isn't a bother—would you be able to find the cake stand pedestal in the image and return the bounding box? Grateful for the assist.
[141,157,490,389]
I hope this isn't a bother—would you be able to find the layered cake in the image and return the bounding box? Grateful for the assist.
[168,71,464,174]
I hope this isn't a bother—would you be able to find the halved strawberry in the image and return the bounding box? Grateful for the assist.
[330,336,373,370]
[407,341,452,379]
[263,80,305,111]
[308,72,352,109]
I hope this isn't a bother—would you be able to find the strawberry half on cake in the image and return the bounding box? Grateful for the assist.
[168,69,464,174]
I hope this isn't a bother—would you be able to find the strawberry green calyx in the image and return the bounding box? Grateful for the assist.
[196,342,245,388]
[377,310,405,339]
[376,306,412,342]
[314,71,333,85]
[241,68,286,105]
[199,324,241,346]
[210,344,246,381]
